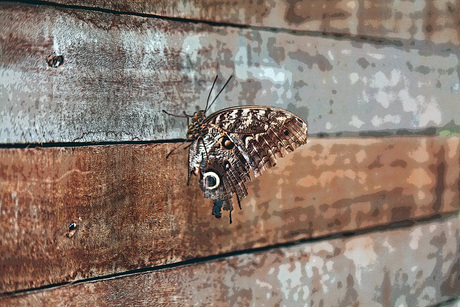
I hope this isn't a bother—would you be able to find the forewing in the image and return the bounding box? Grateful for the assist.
[207,106,308,175]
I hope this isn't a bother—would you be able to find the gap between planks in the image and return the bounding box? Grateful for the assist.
[1,135,458,294]
[0,129,450,149]
[5,0,456,53]
[1,211,456,298]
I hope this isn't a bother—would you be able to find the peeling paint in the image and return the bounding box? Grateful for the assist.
[349,115,365,128]
[1,5,459,142]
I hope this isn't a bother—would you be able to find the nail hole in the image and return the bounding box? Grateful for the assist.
[46,54,64,68]
[68,222,78,238]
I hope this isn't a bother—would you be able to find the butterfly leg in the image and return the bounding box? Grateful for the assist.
[235,193,242,210]
[183,111,193,126]
[162,109,189,118]
[198,137,209,161]
[166,141,189,159]
[183,142,193,150]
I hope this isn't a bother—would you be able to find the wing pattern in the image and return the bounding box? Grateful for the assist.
[188,106,308,223]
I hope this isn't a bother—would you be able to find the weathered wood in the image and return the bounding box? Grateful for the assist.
[3,214,459,306]
[41,0,460,47]
[1,136,459,293]
[1,3,459,144]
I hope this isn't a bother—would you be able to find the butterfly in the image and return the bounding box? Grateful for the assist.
[163,76,308,223]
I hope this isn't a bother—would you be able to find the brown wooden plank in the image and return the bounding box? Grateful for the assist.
[2,214,459,306]
[1,3,459,144]
[40,0,460,47]
[1,136,459,293]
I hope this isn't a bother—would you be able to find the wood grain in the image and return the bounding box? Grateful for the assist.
[1,136,459,293]
[1,3,459,144]
[40,0,460,47]
[3,214,459,306]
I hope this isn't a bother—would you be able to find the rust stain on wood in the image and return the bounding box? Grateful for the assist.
[0,136,459,293]
[2,215,458,306]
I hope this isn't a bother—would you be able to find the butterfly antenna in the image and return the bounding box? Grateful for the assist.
[205,75,233,113]
[204,75,219,113]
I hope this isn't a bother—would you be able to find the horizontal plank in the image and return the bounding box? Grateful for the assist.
[1,136,459,293]
[0,3,459,144]
[41,0,460,47]
[3,214,459,305]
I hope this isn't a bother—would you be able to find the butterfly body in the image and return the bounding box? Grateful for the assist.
[186,106,308,222]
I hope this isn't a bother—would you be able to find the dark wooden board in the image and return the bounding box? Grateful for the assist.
[40,0,460,47]
[1,2,459,144]
[1,136,459,293]
[3,214,459,306]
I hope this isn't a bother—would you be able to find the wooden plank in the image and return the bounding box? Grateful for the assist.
[1,136,459,293]
[1,3,459,144]
[41,0,460,47]
[3,214,459,306]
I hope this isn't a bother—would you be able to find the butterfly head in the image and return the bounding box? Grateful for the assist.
[185,75,233,140]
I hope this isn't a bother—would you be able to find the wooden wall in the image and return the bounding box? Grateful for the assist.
[0,0,459,305]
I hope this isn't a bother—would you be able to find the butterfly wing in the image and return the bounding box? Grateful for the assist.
[188,106,308,222]
[188,126,252,221]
